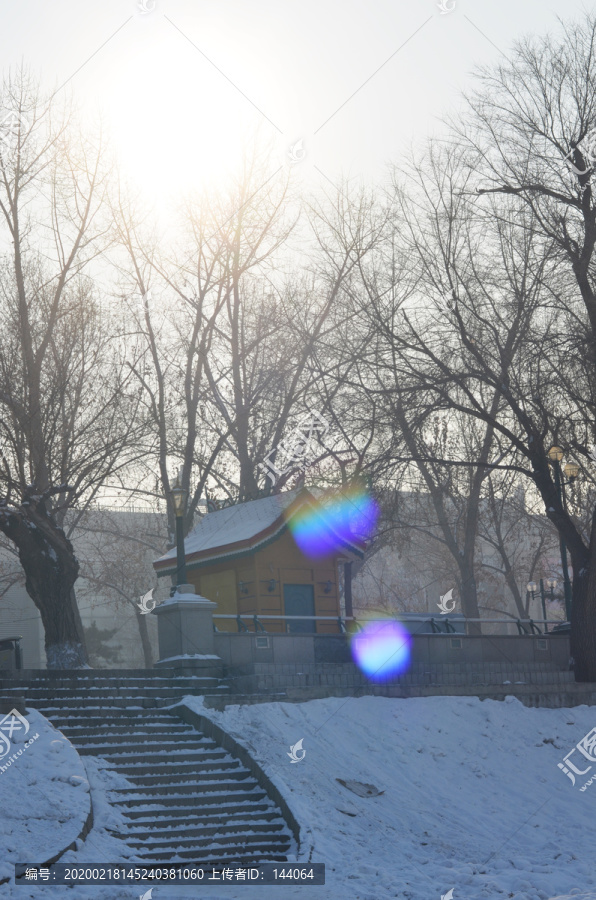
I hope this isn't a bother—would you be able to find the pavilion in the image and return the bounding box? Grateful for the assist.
[153,488,365,634]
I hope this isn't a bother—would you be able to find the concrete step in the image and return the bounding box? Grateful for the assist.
[125,822,286,845]
[134,845,290,864]
[123,810,284,832]
[104,749,231,768]
[48,719,182,730]
[76,740,219,756]
[125,831,292,852]
[68,731,203,745]
[0,669,215,680]
[18,692,221,702]
[110,777,258,797]
[0,683,225,695]
[119,801,278,822]
[44,709,182,722]
[120,762,243,783]
[6,686,218,697]
[112,789,268,809]
[20,698,210,710]
[91,747,224,764]
[56,723,196,737]
[0,675,221,686]
[108,758,234,777]
[114,769,250,789]
[68,723,197,745]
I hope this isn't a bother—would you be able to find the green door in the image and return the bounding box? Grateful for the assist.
[283,584,315,633]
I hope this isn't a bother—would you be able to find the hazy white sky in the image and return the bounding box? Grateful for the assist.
[0,0,592,207]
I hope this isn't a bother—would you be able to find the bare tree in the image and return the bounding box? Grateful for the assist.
[398,12,596,679]
[476,472,560,621]
[0,70,146,667]
[114,156,310,544]
[75,508,165,668]
[303,181,513,631]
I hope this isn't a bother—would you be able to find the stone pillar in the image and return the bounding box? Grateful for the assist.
[153,584,222,676]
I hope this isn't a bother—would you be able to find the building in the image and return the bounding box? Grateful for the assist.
[153,488,365,634]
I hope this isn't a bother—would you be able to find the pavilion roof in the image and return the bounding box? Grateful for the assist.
[153,487,366,577]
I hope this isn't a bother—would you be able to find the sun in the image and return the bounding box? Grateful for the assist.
[96,20,275,208]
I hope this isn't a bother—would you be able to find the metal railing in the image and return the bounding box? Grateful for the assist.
[211,615,568,635]
[213,614,353,634]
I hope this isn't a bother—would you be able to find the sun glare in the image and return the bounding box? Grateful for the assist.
[98,25,273,207]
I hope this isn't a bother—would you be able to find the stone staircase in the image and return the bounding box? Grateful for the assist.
[0,670,294,865]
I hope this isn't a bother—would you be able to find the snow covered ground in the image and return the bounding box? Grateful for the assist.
[3,694,596,899]
[0,708,90,885]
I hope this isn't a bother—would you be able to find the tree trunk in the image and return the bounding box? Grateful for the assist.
[570,508,596,682]
[459,560,482,636]
[134,605,154,668]
[0,493,88,668]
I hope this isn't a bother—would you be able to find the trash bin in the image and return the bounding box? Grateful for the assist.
[0,637,23,670]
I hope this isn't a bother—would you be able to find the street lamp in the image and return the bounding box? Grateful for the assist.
[170,470,188,588]
[540,578,559,633]
[547,447,579,622]
[526,580,537,617]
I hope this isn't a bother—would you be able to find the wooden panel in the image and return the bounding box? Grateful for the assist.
[237,564,256,603]
[200,569,237,632]
[238,599,257,614]
[281,568,313,584]
[316,604,339,616]
[317,622,341,634]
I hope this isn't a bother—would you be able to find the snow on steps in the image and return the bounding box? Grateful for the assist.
[1,671,294,866]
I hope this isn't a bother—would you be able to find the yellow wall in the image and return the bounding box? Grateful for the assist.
[199,569,237,632]
[187,528,343,633]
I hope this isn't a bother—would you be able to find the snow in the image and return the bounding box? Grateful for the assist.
[3,695,596,899]
[175,694,596,900]
[156,653,221,660]
[0,709,90,885]
[155,490,301,565]
[156,595,214,608]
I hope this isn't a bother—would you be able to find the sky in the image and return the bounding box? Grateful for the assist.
[0,0,592,211]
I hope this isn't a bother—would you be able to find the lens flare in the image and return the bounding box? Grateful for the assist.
[288,488,378,558]
[350,619,411,681]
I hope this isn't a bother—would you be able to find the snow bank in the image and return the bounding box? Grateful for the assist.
[0,709,90,884]
[4,694,596,900]
[181,694,596,900]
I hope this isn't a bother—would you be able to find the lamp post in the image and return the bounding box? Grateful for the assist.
[527,578,558,633]
[546,447,579,622]
[538,578,548,633]
[543,578,558,633]
[170,471,188,588]
[545,578,557,599]
[547,447,579,623]
[527,581,537,621]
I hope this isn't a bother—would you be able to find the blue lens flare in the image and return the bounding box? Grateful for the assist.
[350,619,412,681]
[288,489,379,558]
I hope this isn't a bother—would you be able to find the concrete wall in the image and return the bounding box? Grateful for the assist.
[213,631,571,669]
